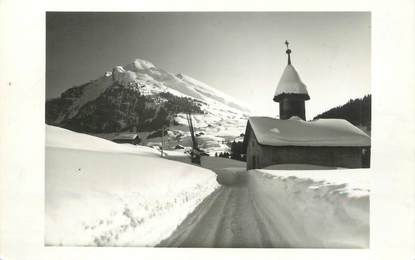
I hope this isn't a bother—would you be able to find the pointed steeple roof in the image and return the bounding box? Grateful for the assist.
[273,41,310,102]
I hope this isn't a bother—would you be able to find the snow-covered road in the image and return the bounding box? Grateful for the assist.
[159,184,287,248]
[45,126,369,248]
[159,168,369,248]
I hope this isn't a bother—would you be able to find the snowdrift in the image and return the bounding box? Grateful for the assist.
[45,125,219,246]
[249,169,369,248]
[215,167,247,186]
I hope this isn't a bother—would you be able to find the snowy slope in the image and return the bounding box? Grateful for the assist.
[45,125,219,246]
[55,76,114,123]
[49,58,250,125]
[46,58,250,153]
[121,59,249,113]
[46,125,158,156]
[113,59,251,131]
[176,73,250,113]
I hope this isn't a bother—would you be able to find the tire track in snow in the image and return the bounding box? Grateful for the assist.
[159,168,369,248]
[183,187,233,247]
[158,177,286,247]
[158,186,230,247]
[212,186,242,247]
[250,193,289,247]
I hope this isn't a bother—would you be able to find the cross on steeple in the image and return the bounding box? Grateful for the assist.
[285,40,292,65]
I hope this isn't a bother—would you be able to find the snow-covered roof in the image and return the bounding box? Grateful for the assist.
[112,133,139,140]
[247,116,370,147]
[274,65,310,101]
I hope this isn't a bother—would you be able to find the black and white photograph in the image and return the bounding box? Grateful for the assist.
[44,12,371,248]
[1,3,414,260]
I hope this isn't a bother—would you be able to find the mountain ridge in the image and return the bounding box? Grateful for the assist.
[46,58,250,137]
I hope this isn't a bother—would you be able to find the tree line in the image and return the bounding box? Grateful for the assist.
[313,94,371,130]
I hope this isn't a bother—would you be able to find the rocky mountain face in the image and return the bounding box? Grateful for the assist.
[46,59,250,141]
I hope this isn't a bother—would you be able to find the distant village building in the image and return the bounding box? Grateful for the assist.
[242,41,371,169]
[112,133,141,145]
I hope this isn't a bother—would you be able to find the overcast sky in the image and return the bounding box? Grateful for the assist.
[46,12,370,118]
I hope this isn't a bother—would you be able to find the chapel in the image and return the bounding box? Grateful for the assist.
[242,42,371,169]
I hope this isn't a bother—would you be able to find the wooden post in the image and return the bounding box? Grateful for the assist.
[161,126,165,157]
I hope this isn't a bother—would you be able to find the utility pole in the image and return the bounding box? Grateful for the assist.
[186,112,201,165]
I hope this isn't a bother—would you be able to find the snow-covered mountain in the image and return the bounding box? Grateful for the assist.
[46,59,250,153]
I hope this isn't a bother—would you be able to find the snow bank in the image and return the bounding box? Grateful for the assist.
[248,169,369,248]
[163,156,247,186]
[46,125,159,156]
[45,125,219,246]
[215,167,246,186]
[263,163,342,170]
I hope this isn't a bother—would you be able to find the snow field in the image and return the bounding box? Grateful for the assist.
[249,169,369,248]
[46,125,160,156]
[46,125,369,248]
[45,125,220,246]
[113,58,251,115]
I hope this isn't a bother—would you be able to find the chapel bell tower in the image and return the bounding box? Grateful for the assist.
[273,41,310,120]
